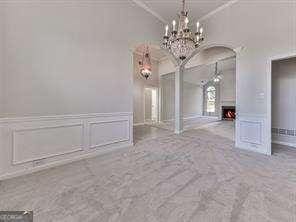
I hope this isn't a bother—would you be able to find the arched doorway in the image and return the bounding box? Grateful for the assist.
[131,43,176,142]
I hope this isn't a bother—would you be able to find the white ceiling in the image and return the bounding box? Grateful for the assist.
[135,0,232,23]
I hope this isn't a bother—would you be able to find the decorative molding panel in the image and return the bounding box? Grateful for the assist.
[236,114,270,155]
[239,121,262,145]
[13,124,84,165]
[0,112,133,180]
[89,120,129,149]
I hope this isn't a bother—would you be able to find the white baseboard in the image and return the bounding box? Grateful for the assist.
[0,141,132,181]
[0,112,133,180]
[162,115,218,122]
[133,122,145,126]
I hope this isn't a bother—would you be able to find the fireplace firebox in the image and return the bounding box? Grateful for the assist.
[222,106,236,120]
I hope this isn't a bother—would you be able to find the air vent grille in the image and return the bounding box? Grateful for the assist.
[272,128,296,137]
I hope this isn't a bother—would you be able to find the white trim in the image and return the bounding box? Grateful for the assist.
[162,115,219,122]
[0,142,131,181]
[12,123,84,165]
[144,87,159,123]
[199,0,240,21]
[131,0,240,25]
[0,112,133,180]
[131,0,167,24]
[0,112,132,124]
[267,51,296,155]
[88,120,130,149]
[133,122,145,126]
[236,115,270,155]
[272,140,296,149]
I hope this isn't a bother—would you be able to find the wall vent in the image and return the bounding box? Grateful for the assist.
[272,128,296,137]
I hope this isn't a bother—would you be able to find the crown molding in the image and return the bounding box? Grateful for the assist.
[199,0,240,21]
[131,0,168,24]
[131,0,239,24]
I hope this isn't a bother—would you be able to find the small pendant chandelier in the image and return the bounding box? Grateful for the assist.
[139,46,152,80]
[213,62,222,82]
[163,0,204,61]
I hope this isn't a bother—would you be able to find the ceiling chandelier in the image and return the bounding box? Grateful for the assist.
[139,46,152,79]
[163,0,204,61]
[213,62,222,82]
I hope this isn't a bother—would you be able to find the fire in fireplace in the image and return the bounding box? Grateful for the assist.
[222,106,236,120]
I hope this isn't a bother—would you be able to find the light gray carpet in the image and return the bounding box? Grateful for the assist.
[0,129,296,222]
[154,116,220,131]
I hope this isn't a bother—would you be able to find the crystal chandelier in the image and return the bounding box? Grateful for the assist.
[163,0,204,61]
[139,46,152,79]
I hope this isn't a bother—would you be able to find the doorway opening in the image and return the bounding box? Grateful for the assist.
[144,87,159,123]
[271,56,296,154]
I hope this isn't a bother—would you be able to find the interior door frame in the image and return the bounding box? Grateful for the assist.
[144,87,159,124]
[267,52,296,155]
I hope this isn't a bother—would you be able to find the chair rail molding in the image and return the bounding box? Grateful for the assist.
[0,112,133,180]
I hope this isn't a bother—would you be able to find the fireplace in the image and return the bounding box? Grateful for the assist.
[222,106,236,120]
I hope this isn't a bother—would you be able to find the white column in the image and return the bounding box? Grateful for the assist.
[175,65,184,134]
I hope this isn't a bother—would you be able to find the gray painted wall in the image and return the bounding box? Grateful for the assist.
[272,57,296,145]
[0,4,3,117]
[1,1,163,117]
[160,73,203,121]
[204,0,296,115]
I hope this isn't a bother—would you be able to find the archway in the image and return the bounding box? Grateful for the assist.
[131,43,177,142]
[158,45,238,136]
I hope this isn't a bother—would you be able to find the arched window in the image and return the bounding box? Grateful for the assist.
[206,86,216,113]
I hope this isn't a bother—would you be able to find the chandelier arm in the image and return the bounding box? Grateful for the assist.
[161,45,181,67]
[162,0,205,62]
[180,45,205,67]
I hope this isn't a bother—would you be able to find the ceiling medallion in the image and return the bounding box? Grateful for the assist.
[139,46,152,80]
[163,0,204,61]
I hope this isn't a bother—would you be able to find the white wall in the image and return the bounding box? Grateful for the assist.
[160,73,203,121]
[203,1,296,114]
[272,57,296,146]
[0,1,162,179]
[133,53,159,124]
[183,82,203,118]
[0,3,4,117]
[160,74,175,121]
[1,1,163,117]
[202,0,296,154]
[219,58,236,106]
[158,46,235,76]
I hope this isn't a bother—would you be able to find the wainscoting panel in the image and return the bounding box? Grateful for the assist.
[239,121,262,145]
[0,113,133,180]
[89,120,129,149]
[13,124,84,165]
[236,114,270,155]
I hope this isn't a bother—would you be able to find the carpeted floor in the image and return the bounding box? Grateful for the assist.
[0,129,296,222]
[154,116,220,131]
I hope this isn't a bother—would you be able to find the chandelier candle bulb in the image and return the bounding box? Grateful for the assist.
[196,22,200,32]
[172,20,176,31]
[200,27,203,34]
[184,17,189,29]
[162,0,205,60]
[165,25,169,36]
